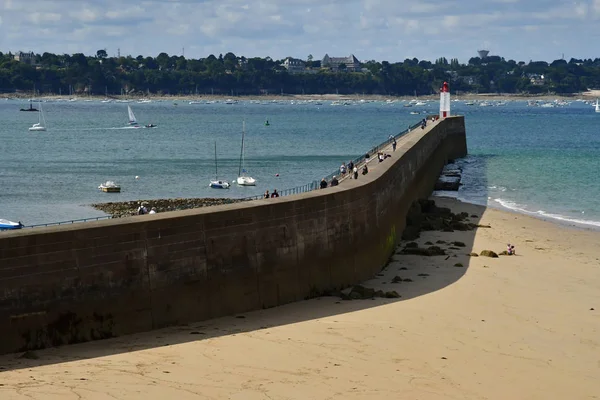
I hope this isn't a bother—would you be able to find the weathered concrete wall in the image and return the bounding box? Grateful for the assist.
[0,116,467,355]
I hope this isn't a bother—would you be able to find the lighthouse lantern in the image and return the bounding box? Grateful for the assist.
[439,81,451,118]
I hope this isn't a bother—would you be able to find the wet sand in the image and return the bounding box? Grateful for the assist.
[1,197,599,399]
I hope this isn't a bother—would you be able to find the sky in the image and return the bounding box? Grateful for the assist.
[1,0,600,63]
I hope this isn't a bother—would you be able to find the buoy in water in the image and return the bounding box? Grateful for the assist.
[135,176,139,179]
[275,173,279,177]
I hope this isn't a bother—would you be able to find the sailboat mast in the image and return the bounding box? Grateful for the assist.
[214,141,218,179]
[238,121,245,176]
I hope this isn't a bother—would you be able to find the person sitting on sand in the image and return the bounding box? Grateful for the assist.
[511,245,515,255]
[507,243,513,255]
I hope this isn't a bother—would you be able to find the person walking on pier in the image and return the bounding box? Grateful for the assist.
[392,138,397,151]
[353,166,358,180]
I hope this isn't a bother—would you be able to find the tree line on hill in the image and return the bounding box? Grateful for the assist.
[1,50,600,96]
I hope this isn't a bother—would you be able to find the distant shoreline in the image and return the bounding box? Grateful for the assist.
[5,90,600,103]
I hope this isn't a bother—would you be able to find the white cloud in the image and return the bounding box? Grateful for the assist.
[29,12,62,24]
[69,8,100,23]
[442,15,460,28]
[0,0,597,62]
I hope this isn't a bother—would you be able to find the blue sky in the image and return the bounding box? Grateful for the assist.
[1,0,599,63]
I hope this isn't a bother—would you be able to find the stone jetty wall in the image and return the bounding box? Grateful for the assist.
[0,116,467,355]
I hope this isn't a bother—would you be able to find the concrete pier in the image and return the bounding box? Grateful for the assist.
[0,116,467,355]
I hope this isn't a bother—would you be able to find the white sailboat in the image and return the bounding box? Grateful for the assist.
[210,141,230,189]
[28,102,47,131]
[127,105,138,126]
[595,99,600,113]
[236,121,256,186]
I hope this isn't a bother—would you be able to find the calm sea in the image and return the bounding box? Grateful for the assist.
[1,97,599,229]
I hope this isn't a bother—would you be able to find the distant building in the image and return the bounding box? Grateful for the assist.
[13,51,36,65]
[528,73,545,86]
[281,57,306,74]
[321,54,361,72]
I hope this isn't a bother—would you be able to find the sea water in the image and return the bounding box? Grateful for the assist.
[1,98,599,228]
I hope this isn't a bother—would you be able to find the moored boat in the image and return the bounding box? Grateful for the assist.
[236,121,256,186]
[209,141,230,189]
[98,181,121,193]
[0,219,23,230]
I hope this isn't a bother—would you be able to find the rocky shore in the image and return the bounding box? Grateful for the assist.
[434,161,463,191]
[90,197,250,218]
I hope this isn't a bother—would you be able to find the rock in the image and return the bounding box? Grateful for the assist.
[436,240,446,244]
[418,199,436,213]
[471,214,479,218]
[425,241,433,245]
[405,242,419,248]
[427,246,446,255]
[499,250,509,256]
[343,286,400,300]
[417,273,429,277]
[90,197,250,218]
[450,221,471,231]
[401,226,421,240]
[435,176,461,191]
[452,241,466,247]
[469,252,479,257]
[480,250,499,258]
[403,278,413,282]
[400,246,446,256]
[20,351,39,360]
[392,276,403,283]
[453,263,464,267]
[350,285,376,299]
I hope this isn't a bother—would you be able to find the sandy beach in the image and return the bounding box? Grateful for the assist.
[1,197,599,399]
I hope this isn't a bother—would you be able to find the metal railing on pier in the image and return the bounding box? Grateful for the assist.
[240,118,426,201]
[14,118,430,229]
[23,216,113,229]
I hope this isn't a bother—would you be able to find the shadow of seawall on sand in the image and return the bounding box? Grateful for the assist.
[0,192,496,372]
[0,116,488,372]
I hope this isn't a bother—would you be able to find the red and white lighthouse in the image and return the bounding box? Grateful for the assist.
[439,81,450,118]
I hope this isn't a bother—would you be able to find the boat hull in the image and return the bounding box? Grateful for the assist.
[28,127,46,131]
[99,187,121,193]
[237,176,256,186]
[0,219,22,230]
[210,180,230,189]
